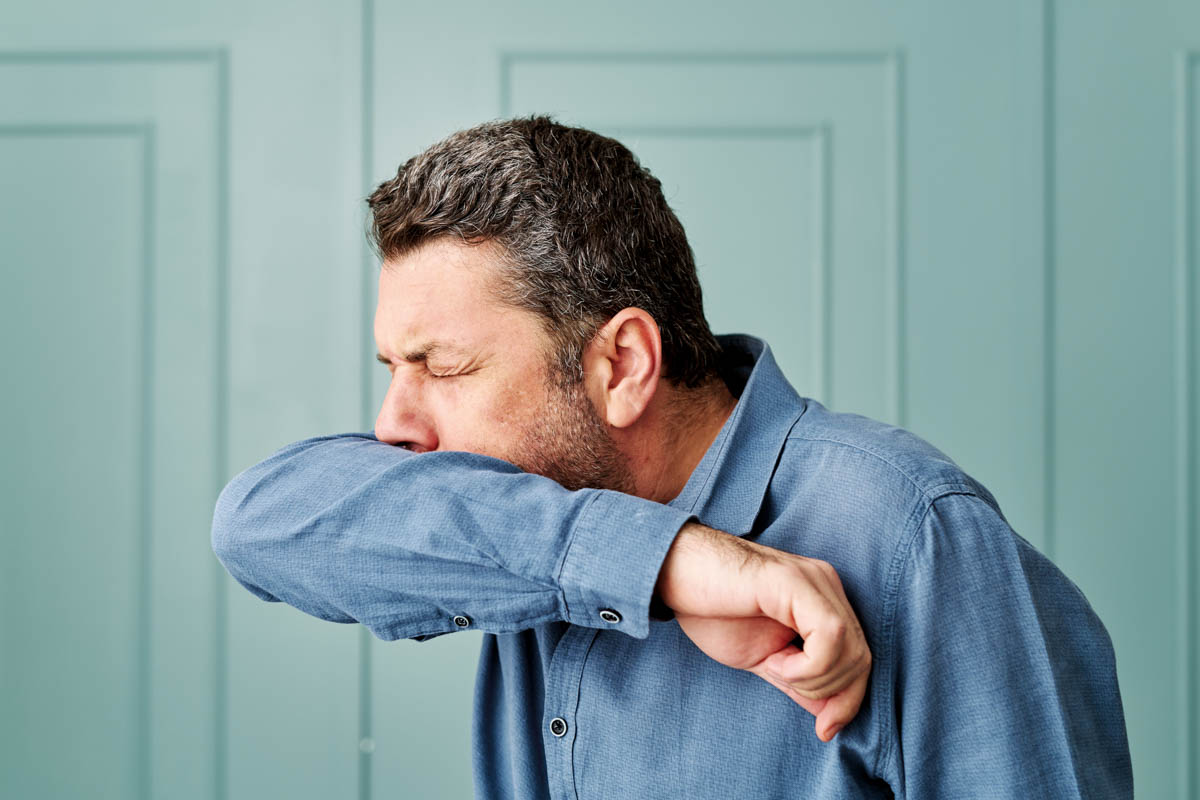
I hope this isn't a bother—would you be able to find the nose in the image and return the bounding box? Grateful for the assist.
[374,369,439,452]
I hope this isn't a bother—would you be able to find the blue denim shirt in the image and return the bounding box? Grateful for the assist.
[211,335,1133,798]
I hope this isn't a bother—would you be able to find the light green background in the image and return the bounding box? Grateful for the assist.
[1,1,1197,797]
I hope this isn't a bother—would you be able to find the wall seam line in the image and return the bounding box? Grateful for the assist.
[359,3,377,799]
[213,46,231,800]
[139,121,156,800]
[1174,47,1197,800]
[1041,0,1057,562]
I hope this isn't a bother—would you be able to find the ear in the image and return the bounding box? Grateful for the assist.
[583,308,663,428]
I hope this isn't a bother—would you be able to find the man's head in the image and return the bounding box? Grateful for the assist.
[368,115,722,389]
[369,115,731,497]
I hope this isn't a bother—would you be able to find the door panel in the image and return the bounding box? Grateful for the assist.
[0,55,225,799]
[2,128,146,800]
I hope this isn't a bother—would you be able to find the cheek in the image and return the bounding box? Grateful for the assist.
[477,381,546,444]
[430,379,524,451]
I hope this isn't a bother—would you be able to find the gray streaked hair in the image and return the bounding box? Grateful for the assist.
[366,114,722,388]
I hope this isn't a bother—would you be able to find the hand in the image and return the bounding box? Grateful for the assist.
[654,523,871,742]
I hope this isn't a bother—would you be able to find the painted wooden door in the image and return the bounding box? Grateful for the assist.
[2,1,1197,798]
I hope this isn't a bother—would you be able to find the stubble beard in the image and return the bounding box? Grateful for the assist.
[509,375,638,495]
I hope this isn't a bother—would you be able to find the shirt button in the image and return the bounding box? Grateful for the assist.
[452,615,471,628]
[549,717,568,737]
[599,608,622,624]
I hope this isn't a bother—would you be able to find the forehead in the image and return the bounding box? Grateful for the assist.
[373,237,538,357]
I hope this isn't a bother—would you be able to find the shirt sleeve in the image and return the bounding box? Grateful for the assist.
[886,491,1133,799]
[210,432,693,642]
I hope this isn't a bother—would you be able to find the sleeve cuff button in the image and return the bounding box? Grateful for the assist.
[453,615,471,628]
[598,609,621,624]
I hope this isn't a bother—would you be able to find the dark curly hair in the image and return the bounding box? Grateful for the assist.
[366,114,722,388]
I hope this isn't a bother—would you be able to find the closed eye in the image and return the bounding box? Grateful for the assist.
[427,365,476,379]
[376,351,478,379]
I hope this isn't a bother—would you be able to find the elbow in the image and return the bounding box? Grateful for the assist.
[210,480,239,568]
[210,468,260,569]
[209,470,282,607]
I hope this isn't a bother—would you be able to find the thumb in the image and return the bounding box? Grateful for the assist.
[812,674,868,742]
[754,646,849,743]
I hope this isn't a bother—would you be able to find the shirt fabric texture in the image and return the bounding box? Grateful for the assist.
[211,334,1133,799]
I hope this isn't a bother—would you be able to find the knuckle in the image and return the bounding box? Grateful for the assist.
[820,619,847,647]
[850,652,872,679]
[785,560,810,582]
[827,569,847,591]
[802,557,835,581]
[810,648,839,674]
[796,686,824,701]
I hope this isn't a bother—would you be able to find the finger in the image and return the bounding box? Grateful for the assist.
[777,569,853,671]
[782,598,869,691]
[757,559,843,633]
[768,652,864,700]
[792,557,852,616]
[813,564,869,665]
[771,615,847,682]
[790,559,865,650]
[753,658,869,745]
[762,641,865,696]
[754,665,829,719]
[813,673,869,742]
[752,650,853,707]
[755,558,871,694]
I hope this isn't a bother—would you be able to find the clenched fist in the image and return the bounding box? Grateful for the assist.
[654,523,871,742]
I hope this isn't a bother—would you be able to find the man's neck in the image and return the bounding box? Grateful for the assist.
[619,378,738,504]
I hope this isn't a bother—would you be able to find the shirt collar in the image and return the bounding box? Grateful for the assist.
[669,334,807,536]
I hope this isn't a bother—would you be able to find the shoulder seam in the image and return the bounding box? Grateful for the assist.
[873,493,933,779]
[782,433,991,781]
[785,433,972,502]
[872,487,991,779]
[876,488,1001,780]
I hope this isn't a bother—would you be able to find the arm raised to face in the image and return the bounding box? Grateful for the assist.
[210,430,871,740]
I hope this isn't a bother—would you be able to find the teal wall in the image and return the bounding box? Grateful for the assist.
[1,1,1197,797]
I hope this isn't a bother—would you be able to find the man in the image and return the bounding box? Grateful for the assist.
[211,116,1132,798]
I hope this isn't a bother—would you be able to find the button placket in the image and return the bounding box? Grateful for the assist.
[542,627,598,796]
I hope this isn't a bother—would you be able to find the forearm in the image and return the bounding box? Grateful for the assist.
[210,431,692,641]
[212,432,872,735]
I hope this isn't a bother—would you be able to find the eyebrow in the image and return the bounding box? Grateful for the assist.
[375,341,465,365]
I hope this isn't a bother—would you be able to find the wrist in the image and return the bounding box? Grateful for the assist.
[654,522,769,616]
[653,522,707,611]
